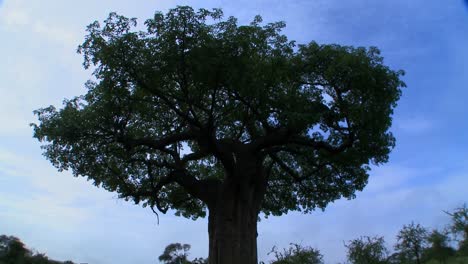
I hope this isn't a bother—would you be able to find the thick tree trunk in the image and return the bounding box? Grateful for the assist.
[208,200,258,264]
[207,158,266,264]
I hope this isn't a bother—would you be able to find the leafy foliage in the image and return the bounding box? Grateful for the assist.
[422,230,455,264]
[445,204,468,256]
[158,243,191,264]
[0,235,29,264]
[446,204,468,236]
[267,243,323,264]
[0,235,73,264]
[32,6,404,221]
[345,236,389,264]
[395,222,429,264]
[5,203,468,264]
[158,243,207,264]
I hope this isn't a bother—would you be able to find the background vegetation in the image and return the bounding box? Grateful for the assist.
[2,204,466,264]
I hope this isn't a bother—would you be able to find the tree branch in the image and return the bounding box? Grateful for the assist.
[268,153,302,182]
[125,64,202,128]
[289,135,354,155]
[181,149,210,164]
[117,131,195,152]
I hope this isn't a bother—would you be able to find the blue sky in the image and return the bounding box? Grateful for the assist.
[0,0,467,263]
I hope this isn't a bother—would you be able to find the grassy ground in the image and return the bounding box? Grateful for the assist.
[425,256,468,264]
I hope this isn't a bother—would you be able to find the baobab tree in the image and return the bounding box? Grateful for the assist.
[32,6,404,264]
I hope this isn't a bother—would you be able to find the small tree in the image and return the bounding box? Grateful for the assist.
[159,243,191,264]
[395,222,428,264]
[422,229,455,264]
[0,235,73,264]
[269,243,323,264]
[345,236,388,264]
[0,235,29,264]
[159,243,207,264]
[445,203,468,256]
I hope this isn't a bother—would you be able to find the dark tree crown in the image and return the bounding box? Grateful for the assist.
[32,6,405,219]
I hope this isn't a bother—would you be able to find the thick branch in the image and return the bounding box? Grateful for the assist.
[249,125,354,156]
[117,131,195,151]
[226,88,272,133]
[136,167,220,212]
[124,63,202,128]
[181,149,210,164]
[168,169,220,206]
[247,127,291,152]
[268,153,302,182]
[289,135,354,155]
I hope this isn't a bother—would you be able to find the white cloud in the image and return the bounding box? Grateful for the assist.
[0,147,109,199]
[0,146,115,232]
[0,0,79,48]
[394,117,434,134]
[31,20,79,48]
[0,7,29,27]
[0,56,47,135]
[365,165,441,193]
[0,2,85,136]
[0,194,89,230]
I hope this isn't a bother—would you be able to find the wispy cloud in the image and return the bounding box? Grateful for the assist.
[365,165,441,193]
[0,0,79,48]
[394,117,435,134]
[0,147,115,234]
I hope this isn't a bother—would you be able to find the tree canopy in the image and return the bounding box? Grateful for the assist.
[345,236,389,264]
[0,235,73,264]
[445,204,468,256]
[32,6,404,220]
[158,243,207,264]
[395,222,428,264]
[268,244,323,264]
[422,230,455,263]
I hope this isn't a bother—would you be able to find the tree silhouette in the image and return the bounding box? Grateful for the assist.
[158,243,191,264]
[422,229,455,264]
[0,235,29,264]
[395,222,428,264]
[445,203,468,256]
[32,6,404,264]
[345,236,388,264]
[158,243,207,264]
[268,243,323,264]
[0,235,72,264]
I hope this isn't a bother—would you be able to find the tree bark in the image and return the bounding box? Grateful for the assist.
[207,157,266,264]
[414,247,421,264]
[208,200,258,264]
